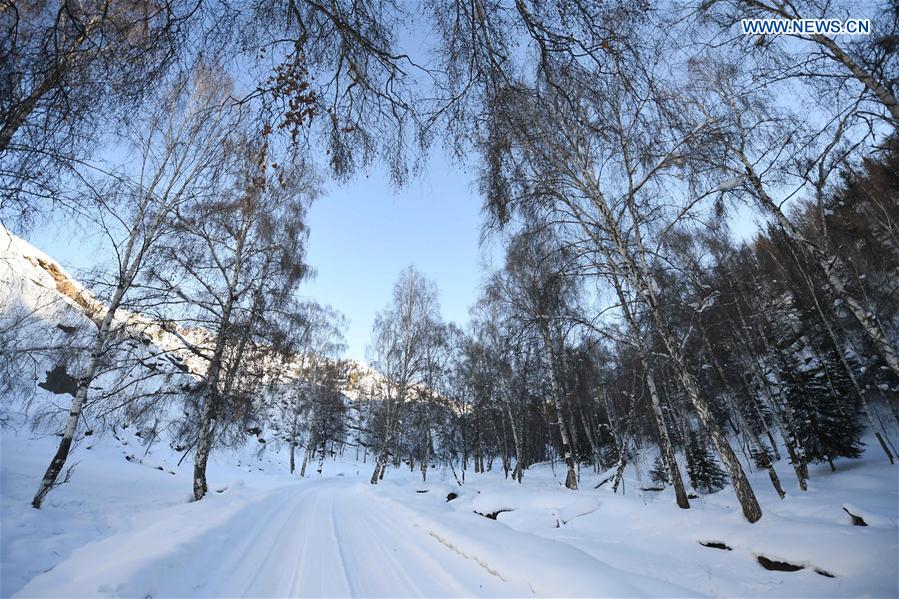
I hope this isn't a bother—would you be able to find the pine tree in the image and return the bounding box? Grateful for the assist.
[779,346,863,471]
[649,455,670,487]
[686,430,728,493]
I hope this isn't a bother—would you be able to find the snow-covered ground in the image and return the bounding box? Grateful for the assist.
[2,424,896,597]
[2,223,897,595]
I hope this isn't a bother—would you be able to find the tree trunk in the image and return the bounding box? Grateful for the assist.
[740,373,782,461]
[575,400,603,478]
[700,325,785,499]
[645,368,690,509]
[192,382,217,500]
[611,438,628,493]
[317,441,326,475]
[542,329,578,490]
[728,308,809,491]
[289,441,296,474]
[192,283,237,501]
[32,278,128,508]
[672,356,762,522]
[421,427,430,482]
[798,262,896,464]
[504,397,525,482]
[612,274,689,508]
[300,446,312,478]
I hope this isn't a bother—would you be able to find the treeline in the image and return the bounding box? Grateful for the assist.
[2,0,896,523]
[362,140,897,521]
[374,142,899,506]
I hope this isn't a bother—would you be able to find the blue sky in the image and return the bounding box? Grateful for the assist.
[301,150,499,362]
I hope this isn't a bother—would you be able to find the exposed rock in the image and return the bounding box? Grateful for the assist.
[842,506,868,526]
[474,509,512,520]
[757,555,804,572]
[699,541,732,551]
[37,365,78,397]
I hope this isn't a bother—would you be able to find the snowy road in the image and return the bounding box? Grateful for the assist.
[155,479,529,597]
[17,479,533,597]
[10,455,897,598]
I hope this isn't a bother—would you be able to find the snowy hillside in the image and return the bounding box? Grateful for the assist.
[0,224,386,446]
[0,224,382,396]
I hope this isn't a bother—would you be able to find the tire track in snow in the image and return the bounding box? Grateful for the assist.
[237,489,312,596]
[331,486,428,596]
[355,488,485,596]
[327,491,359,597]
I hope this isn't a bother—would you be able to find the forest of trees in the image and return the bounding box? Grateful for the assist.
[1,0,896,525]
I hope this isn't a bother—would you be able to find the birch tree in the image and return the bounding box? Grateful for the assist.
[487,229,582,489]
[31,65,234,508]
[149,135,315,500]
[694,63,899,380]
[368,266,441,484]
[473,37,763,520]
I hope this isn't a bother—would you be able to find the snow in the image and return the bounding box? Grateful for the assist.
[2,424,897,597]
[2,225,898,597]
[717,177,743,191]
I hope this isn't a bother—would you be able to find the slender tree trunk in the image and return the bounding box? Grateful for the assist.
[32,273,131,508]
[645,368,690,508]
[700,324,785,499]
[673,360,762,522]
[289,441,296,474]
[371,413,395,485]
[739,373,782,461]
[371,415,391,484]
[730,389,786,499]
[541,328,578,490]
[370,448,387,484]
[611,438,628,493]
[317,441,326,475]
[729,310,809,490]
[191,250,242,501]
[504,397,525,482]
[300,444,311,477]
[575,399,603,479]
[193,383,217,500]
[612,275,689,508]
[797,262,896,464]
[421,427,430,482]
[474,416,484,474]
[193,330,230,501]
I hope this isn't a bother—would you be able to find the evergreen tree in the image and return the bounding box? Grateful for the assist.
[779,346,863,471]
[649,455,670,487]
[686,430,728,493]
